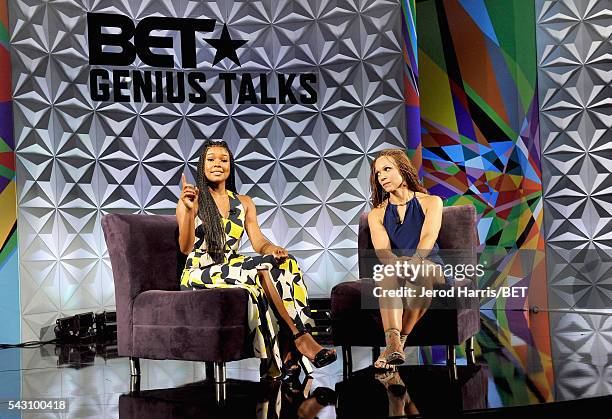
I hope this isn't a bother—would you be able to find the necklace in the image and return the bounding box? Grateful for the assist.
[389,190,416,207]
[389,196,414,206]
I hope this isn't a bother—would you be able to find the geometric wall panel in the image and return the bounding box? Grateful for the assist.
[536,0,612,312]
[536,0,612,406]
[549,312,612,400]
[10,0,407,341]
[0,0,20,345]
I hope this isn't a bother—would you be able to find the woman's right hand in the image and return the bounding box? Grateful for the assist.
[180,173,199,213]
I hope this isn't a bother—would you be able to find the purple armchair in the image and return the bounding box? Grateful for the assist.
[101,213,253,396]
[331,205,481,378]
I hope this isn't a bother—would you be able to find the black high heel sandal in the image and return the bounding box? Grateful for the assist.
[281,378,337,418]
[293,330,337,369]
[281,357,302,381]
[310,387,337,406]
[279,328,302,381]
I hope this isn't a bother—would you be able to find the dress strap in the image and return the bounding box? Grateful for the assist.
[226,190,244,222]
[227,190,239,207]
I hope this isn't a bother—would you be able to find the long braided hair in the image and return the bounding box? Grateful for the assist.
[369,149,427,208]
[195,140,237,264]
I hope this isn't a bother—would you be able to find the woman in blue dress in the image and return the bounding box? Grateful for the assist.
[368,149,450,369]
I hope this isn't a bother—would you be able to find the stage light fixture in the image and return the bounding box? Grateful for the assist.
[54,312,96,342]
[95,310,117,341]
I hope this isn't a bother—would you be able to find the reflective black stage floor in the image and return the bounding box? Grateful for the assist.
[1,311,611,418]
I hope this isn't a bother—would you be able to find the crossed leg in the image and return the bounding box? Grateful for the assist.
[376,260,446,369]
[257,269,335,364]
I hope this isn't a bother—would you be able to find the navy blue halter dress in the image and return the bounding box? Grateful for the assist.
[383,191,453,285]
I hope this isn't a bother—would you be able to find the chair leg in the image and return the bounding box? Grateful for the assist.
[372,346,381,364]
[205,361,214,380]
[215,381,226,404]
[465,336,476,365]
[448,363,458,382]
[213,362,227,404]
[129,357,140,376]
[446,345,456,366]
[129,374,140,393]
[342,346,352,380]
[213,362,226,383]
[446,345,458,382]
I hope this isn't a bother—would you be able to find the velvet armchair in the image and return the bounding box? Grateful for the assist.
[101,213,254,399]
[331,205,481,378]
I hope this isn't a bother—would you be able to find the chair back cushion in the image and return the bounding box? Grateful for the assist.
[101,213,186,355]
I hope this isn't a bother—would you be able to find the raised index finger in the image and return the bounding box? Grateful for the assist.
[181,173,187,188]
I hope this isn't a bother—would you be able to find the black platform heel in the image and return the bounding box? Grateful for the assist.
[281,357,302,381]
[311,387,337,406]
[293,330,337,369]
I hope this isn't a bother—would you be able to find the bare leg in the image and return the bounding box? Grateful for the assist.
[400,282,430,336]
[401,261,446,336]
[379,274,403,333]
[380,306,403,334]
[258,269,298,334]
[400,308,427,337]
[258,270,334,361]
[375,275,404,368]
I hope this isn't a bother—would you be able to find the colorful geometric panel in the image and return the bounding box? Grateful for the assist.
[476,310,554,407]
[402,0,422,170]
[0,0,19,345]
[415,0,546,310]
[413,0,553,402]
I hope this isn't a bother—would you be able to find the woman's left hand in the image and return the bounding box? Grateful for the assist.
[268,245,288,260]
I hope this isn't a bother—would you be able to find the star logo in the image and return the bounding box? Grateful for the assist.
[204,24,247,66]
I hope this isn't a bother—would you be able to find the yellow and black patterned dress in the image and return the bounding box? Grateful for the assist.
[180,190,315,375]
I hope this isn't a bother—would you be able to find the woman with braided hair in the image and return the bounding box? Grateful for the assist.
[177,140,336,379]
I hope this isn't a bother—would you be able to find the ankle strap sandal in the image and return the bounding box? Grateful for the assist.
[293,330,337,369]
[384,328,405,366]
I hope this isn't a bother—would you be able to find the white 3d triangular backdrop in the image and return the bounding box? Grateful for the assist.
[536,0,612,400]
[10,0,407,341]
